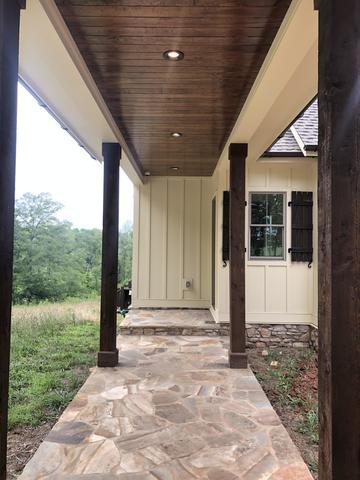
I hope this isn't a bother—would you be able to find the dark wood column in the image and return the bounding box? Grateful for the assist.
[228,143,248,369]
[0,1,25,479]
[98,143,121,368]
[318,1,360,478]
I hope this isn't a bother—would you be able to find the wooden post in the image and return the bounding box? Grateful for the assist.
[228,143,248,369]
[318,1,360,478]
[98,143,121,367]
[0,1,25,479]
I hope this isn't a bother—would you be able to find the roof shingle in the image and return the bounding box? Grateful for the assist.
[264,98,318,156]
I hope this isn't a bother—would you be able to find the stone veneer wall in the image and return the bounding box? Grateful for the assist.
[120,325,229,337]
[245,324,310,349]
[121,322,316,348]
[309,325,318,352]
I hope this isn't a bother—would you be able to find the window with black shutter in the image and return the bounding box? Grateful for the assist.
[222,191,230,265]
[289,191,313,265]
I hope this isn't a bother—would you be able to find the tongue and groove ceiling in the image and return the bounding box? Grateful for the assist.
[55,0,292,176]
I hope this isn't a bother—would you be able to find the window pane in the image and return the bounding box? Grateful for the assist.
[266,226,284,257]
[267,194,284,224]
[251,193,284,225]
[250,226,284,258]
[250,226,267,257]
[251,193,267,224]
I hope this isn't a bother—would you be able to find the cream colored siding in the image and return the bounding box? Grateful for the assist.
[245,161,317,324]
[212,157,318,326]
[211,164,230,323]
[132,159,318,326]
[246,159,316,323]
[166,179,184,299]
[132,176,213,308]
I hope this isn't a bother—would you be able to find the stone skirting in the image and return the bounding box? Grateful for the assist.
[245,324,310,349]
[309,325,319,351]
[120,320,316,348]
[120,324,230,337]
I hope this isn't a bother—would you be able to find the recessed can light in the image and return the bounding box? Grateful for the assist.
[144,171,151,176]
[171,132,182,138]
[170,166,179,171]
[163,50,184,61]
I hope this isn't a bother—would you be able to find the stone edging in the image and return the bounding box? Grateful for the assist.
[120,323,319,349]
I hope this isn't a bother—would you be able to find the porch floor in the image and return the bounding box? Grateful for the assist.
[20,335,312,479]
[121,309,229,336]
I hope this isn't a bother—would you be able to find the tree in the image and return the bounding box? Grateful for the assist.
[13,193,87,302]
[118,221,133,287]
[12,192,133,303]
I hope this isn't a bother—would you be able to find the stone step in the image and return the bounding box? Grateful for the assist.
[120,324,230,336]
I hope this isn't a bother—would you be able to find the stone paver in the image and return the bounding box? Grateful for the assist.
[121,309,230,336]
[19,336,312,480]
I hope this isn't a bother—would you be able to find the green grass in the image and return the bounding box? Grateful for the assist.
[9,309,99,429]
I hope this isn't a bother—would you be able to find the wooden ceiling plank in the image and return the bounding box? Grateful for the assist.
[55,0,291,176]
[58,5,287,18]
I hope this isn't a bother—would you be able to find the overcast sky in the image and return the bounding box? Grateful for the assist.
[16,82,134,230]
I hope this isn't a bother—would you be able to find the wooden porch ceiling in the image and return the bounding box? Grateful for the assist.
[55,0,291,176]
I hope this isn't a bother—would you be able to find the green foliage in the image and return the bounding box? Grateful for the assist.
[118,221,133,287]
[9,310,99,428]
[297,407,319,445]
[13,192,133,303]
[256,350,319,446]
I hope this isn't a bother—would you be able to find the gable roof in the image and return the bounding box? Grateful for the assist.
[264,98,318,157]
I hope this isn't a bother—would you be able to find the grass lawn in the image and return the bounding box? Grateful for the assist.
[8,300,101,478]
[12,298,100,324]
[249,348,319,479]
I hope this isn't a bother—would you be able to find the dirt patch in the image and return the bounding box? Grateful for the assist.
[7,424,53,479]
[291,353,318,401]
[249,348,319,479]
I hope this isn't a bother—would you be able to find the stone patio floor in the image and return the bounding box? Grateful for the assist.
[121,309,229,336]
[20,335,312,480]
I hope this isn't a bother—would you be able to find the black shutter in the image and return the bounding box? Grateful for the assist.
[289,191,313,264]
[222,191,230,264]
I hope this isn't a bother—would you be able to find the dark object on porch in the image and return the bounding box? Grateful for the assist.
[117,283,132,313]
[222,191,230,266]
[288,191,313,265]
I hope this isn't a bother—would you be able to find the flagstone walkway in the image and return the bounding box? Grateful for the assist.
[20,336,313,480]
[121,309,229,336]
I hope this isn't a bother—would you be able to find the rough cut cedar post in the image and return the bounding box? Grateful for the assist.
[228,143,248,369]
[0,1,26,478]
[98,143,121,367]
[318,1,360,478]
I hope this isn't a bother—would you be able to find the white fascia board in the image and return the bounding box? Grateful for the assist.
[290,125,307,156]
[19,0,143,186]
[258,156,317,164]
[289,125,318,157]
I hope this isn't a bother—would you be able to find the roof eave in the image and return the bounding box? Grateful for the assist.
[262,151,304,158]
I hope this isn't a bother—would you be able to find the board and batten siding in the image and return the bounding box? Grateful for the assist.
[245,161,317,325]
[132,176,213,308]
[212,157,318,326]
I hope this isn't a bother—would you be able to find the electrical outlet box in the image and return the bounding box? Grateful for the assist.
[183,278,193,290]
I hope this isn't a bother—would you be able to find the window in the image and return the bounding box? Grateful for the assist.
[249,192,285,259]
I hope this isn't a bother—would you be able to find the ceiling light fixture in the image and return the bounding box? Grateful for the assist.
[163,50,184,61]
[171,132,182,138]
[170,166,180,171]
[144,171,151,176]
